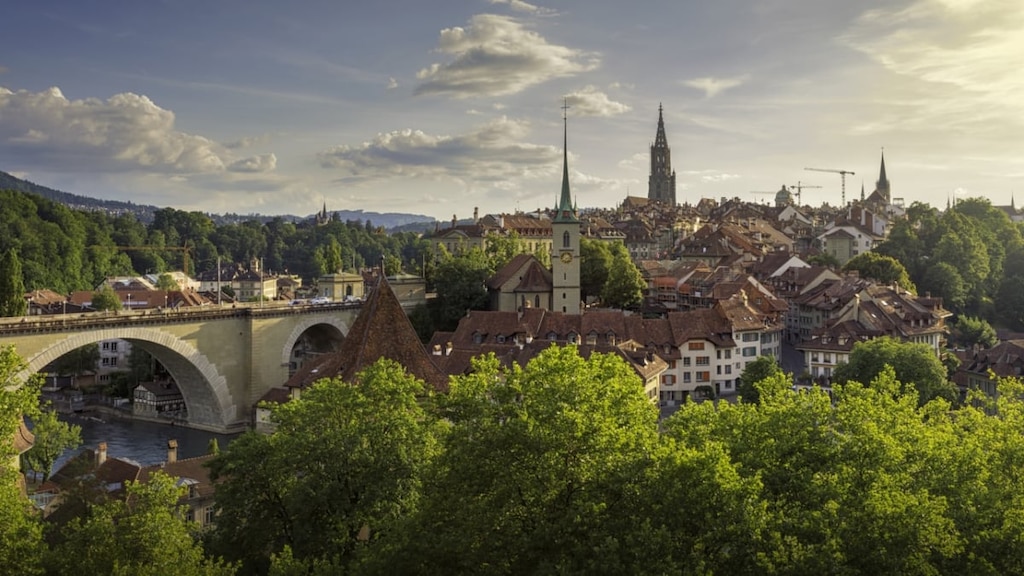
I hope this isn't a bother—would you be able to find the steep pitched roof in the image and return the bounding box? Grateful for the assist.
[284,277,447,392]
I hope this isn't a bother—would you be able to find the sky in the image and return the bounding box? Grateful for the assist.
[1,0,1022,220]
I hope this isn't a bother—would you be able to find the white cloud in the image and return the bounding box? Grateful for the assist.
[387,77,398,90]
[487,0,556,15]
[0,86,228,173]
[415,14,598,98]
[228,153,277,173]
[564,86,631,117]
[682,75,749,99]
[317,116,557,184]
[841,0,1024,136]
[224,133,273,150]
[682,169,742,183]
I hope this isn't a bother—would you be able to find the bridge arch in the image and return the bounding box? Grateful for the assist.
[24,327,235,431]
[280,315,350,371]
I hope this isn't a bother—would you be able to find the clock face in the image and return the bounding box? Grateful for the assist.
[560,252,573,263]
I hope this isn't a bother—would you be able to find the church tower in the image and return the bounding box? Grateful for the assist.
[552,102,581,315]
[648,104,677,205]
[876,150,891,205]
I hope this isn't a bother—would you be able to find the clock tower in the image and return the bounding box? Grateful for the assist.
[551,101,581,314]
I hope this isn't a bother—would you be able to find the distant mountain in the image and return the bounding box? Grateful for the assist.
[0,170,160,222]
[0,170,437,230]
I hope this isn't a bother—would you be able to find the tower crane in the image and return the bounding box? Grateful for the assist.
[789,181,821,206]
[804,167,855,206]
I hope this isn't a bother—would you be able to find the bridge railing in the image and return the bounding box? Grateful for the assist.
[0,300,362,336]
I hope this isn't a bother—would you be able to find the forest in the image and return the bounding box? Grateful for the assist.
[5,343,1024,575]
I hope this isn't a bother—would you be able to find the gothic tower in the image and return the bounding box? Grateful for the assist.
[648,104,677,205]
[876,150,891,205]
[552,102,581,315]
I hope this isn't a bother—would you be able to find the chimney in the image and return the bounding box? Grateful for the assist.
[473,207,479,222]
[432,344,442,356]
[445,341,453,356]
[96,442,107,467]
[167,439,178,463]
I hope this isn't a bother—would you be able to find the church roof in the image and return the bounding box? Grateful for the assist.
[553,104,578,224]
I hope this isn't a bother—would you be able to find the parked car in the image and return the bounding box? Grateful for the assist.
[310,297,331,305]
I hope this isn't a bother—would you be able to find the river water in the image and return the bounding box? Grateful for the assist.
[55,413,240,470]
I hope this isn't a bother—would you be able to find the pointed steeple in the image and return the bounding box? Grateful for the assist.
[876,148,890,204]
[553,99,578,224]
[860,181,865,202]
[648,103,677,205]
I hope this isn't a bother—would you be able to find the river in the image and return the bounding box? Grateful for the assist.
[55,413,241,470]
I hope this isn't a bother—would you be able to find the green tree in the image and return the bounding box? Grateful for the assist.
[920,262,967,313]
[580,237,613,302]
[833,337,956,405]
[47,472,235,575]
[209,359,440,574]
[0,248,27,317]
[951,315,997,350]
[430,248,492,331]
[601,246,645,309]
[21,409,81,483]
[842,251,916,293]
[0,346,45,575]
[50,344,100,378]
[483,231,527,272]
[155,273,179,291]
[378,346,659,574]
[737,355,785,404]
[91,286,122,312]
[806,252,841,269]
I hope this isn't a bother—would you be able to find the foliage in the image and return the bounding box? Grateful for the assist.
[91,286,122,312]
[737,355,785,404]
[601,244,645,309]
[156,273,179,291]
[483,231,528,272]
[375,346,659,574]
[920,262,967,312]
[0,248,28,317]
[0,346,45,575]
[208,359,441,574]
[430,247,492,331]
[950,315,997,350]
[21,409,81,483]
[806,252,840,269]
[49,344,100,377]
[842,251,916,293]
[832,336,956,405]
[580,237,613,302]
[46,472,236,575]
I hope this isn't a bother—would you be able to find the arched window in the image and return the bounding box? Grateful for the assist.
[345,285,353,296]
[563,231,570,248]
[534,295,540,308]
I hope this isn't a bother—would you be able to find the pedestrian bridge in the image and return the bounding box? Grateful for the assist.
[0,302,361,432]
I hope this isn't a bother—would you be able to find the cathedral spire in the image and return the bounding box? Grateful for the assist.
[875,148,891,204]
[648,103,677,205]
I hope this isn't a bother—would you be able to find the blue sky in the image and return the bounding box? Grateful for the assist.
[1,0,1021,219]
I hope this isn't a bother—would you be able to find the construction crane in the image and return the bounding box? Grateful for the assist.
[804,167,855,206]
[111,243,193,275]
[789,181,822,206]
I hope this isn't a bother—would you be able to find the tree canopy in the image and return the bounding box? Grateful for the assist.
[833,336,957,405]
[0,248,27,317]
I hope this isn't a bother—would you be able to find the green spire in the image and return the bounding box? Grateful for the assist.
[554,99,578,224]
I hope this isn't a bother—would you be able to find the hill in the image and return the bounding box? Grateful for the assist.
[0,170,436,230]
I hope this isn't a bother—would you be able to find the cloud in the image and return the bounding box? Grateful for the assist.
[224,134,273,150]
[564,86,631,116]
[0,86,229,173]
[682,169,742,183]
[487,0,557,15]
[841,0,1024,136]
[318,116,558,184]
[415,14,598,98]
[387,77,399,90]
[228,153,277,173]
[0,65,8,74]
[682,75,749,99]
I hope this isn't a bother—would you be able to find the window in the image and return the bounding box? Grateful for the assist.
[725,365,732,375]
[683,357,691,367]
[696,371,710,382]
[563,231,570,248]
[724,349,731,359]
[742,346,757,357]
[204,506,216,525]
[688,342,705,351]
[534,295,540,308]
[696,356,710,366]
[742,333,759,342]
[683,372,692,383]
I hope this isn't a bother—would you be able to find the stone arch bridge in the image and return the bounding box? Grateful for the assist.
[0,302,361,432]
